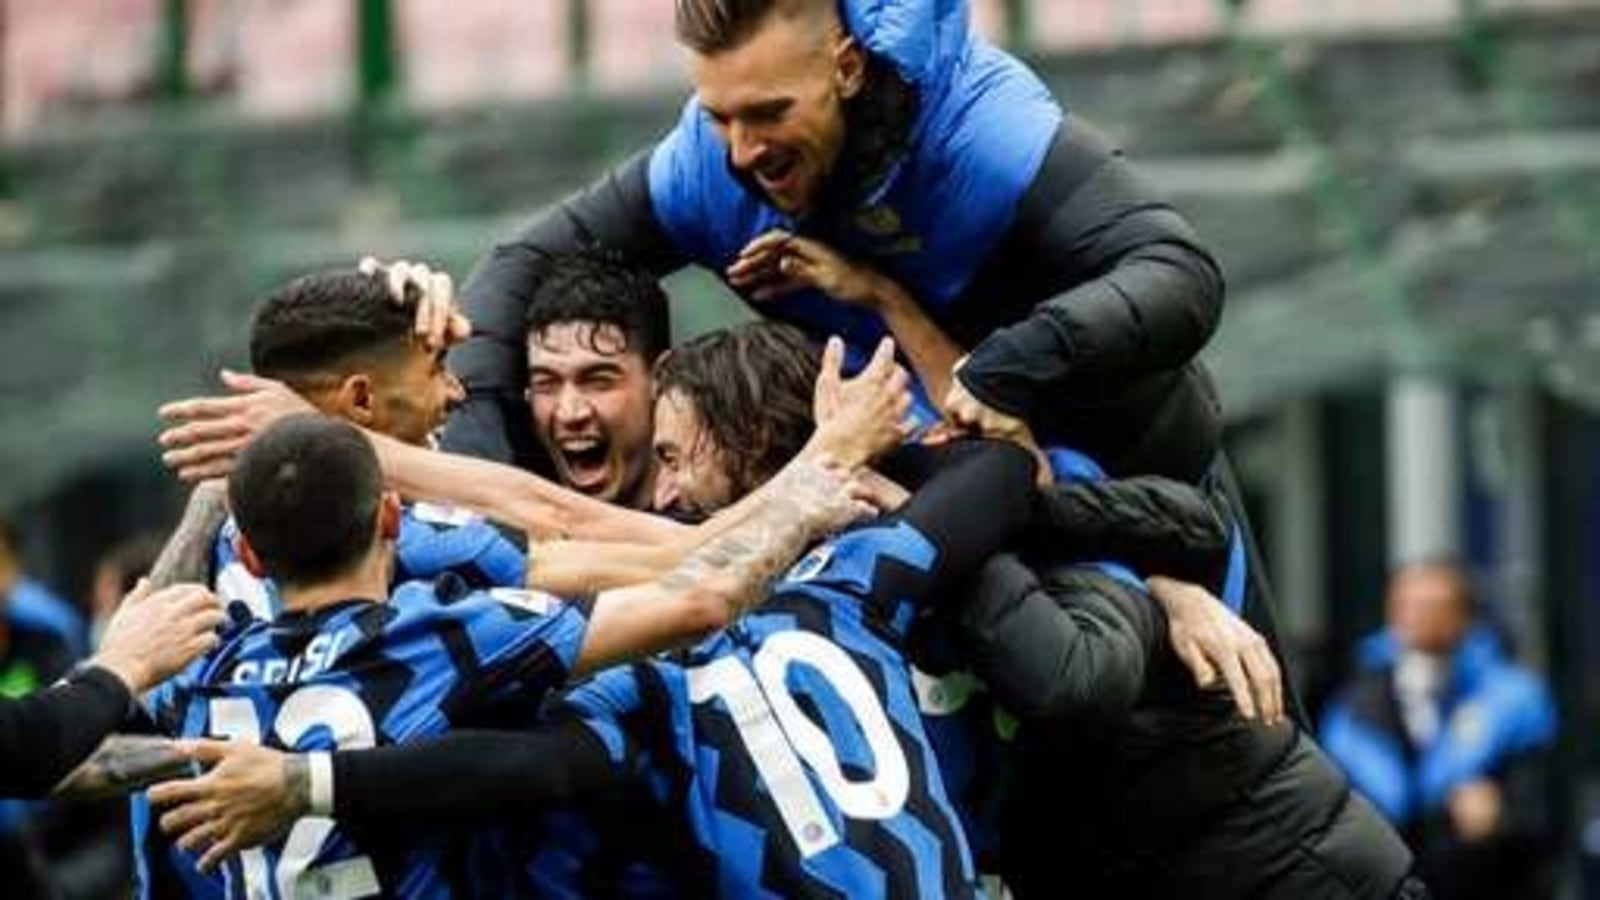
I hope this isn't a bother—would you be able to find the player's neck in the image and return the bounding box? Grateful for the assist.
[278,546,393,614]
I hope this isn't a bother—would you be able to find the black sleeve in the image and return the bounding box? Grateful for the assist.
[955,557,1166,726]
[331,722,623,825]
[1029,476,1230,586]
[957,120,1225,421]
[442,151,688,467]
[0,666,134,798]
[871,440,1038,611]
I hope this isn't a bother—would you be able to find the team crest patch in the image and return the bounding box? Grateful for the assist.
[784,544,835,583]
[853,204,903,237]
[488,587,560,616]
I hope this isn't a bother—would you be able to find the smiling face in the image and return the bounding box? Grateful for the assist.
[690,7,865,215]
[527,321,658,509]
[652,387,739,517]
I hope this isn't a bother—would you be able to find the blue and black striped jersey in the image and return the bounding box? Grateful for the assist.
[562,442,1037,899]
[144,579,587,899]
[134,503,527,900]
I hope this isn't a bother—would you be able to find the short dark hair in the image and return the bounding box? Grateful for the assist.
[655,321,819,496]
[523,250,671,363]
[228,414,384,589]
[675,0,830,54]
[249,269,417,385]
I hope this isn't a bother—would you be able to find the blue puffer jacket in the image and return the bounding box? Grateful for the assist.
[1320,626,1558,826]
[648,0,1061,358]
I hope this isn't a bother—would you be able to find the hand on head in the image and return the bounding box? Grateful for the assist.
[158,371,311,483]
[358,257,473,352]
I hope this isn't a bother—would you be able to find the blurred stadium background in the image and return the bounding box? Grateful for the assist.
[0,0,1596,894]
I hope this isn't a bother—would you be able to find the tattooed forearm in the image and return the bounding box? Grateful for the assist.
[659,461,856,617]
[148,481,230,588]
[52,735,194,801]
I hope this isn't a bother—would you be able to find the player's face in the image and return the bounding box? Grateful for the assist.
[692,14,864,215]
[1387,566,1471,656]
[527,322,658,509]
[653,388,738,516]
[373,341,464,447]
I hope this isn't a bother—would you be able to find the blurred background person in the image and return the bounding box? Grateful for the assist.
[0,517,86,659]
[1322,560,1559,900]
[88,533,165,650]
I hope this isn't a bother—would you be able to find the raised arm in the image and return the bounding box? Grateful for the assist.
[956,120,1224,423]
[446,152,687,467]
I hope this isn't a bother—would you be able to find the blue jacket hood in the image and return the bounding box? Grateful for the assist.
[841,0,970,118]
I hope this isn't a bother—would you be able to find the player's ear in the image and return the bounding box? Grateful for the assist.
[377,491,402,541]
[834,34,866,100]
[235,533,266,579]
[333,374,378,428]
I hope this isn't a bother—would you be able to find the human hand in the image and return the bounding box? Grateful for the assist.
[93,580,224,694]
[148,740,308,873]
[359,256,472,351]
[942,358,1031,442]
[727,230,884,306]
[158,371,313,482]
[1448,779,1503,842]
[809,336,912,468]
[1147,575,1284,725]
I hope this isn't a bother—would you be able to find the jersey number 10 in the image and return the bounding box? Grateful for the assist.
[687,631,911,859]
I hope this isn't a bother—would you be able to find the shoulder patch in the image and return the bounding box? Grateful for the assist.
[409,502,480,527]
[488,587,562,617]
[784,544,836,584]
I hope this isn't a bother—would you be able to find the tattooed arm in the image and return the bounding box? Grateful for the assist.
[148,479,230,588]
[40,487,231,801]
[569,459,865,677]
[49,735,198,801]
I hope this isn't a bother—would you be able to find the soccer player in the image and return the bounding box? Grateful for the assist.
[149,324,1255,897]
[522,249,671,512]
[146,411,870,898]
[159,0,1295,723]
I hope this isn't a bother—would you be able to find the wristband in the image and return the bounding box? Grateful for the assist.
[307,752,335,816]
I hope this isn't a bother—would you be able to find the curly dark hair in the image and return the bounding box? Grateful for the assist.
[523,250,671,364]
[249,269,416,385]
[655,321,820,497]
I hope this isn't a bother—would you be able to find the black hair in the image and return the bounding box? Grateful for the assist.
[523,250,672,364]
[227,414,384,590]
[249,269,417,385]
[655,321,820,496]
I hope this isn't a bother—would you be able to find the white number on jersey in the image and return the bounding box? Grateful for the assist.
[686,632,910,858]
